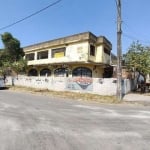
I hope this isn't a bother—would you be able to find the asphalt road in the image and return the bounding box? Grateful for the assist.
[0,90,150,150]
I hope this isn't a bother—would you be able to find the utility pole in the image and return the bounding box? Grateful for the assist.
[116,0,122,100]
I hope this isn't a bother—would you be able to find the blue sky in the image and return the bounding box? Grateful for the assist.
[0,0,150,54]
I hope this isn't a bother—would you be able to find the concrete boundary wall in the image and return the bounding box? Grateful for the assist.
[6,76,132,95]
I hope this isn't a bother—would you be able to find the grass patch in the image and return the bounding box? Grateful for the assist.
[8,85,119,104]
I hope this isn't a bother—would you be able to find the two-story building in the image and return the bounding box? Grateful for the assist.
[24,32,112,78]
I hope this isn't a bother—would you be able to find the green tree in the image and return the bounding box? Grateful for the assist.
[11,58,27,75]
[0,32,26,76]
[1,32,24,61]
[124,41,150,76]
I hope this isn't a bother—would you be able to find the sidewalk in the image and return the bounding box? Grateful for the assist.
[123,93,150,105]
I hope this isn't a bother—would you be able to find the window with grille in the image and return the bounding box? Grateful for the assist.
[37,50,48,59]
[90,45,95,56]
[54,68,69,77]
[104,48,110,55]
[40,68,51,76]
[25,53,34,60]
[72,67,92,77]
[52,47,66,58]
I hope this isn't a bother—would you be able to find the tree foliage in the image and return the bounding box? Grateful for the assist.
[11,58,27,75]
[123,41,150,76]
[0,32,26,76]
[1,32,24,61]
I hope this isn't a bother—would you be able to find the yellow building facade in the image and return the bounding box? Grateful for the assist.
[24,32,112,78]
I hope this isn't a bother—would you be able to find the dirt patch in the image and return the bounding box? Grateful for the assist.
[8,86,119,104]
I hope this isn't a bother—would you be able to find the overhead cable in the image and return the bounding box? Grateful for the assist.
[123,32,150,44]
[0,0,62,31]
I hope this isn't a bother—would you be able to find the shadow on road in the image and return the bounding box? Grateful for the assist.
[0,87,10,90]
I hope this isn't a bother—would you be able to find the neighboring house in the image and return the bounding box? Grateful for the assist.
[23,32,112,78]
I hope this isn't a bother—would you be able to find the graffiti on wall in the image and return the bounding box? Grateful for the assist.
[67,77,93,91]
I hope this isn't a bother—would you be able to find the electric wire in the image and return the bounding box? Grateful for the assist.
[0,0,62,31]
[122,22,150,45]
[115,0,150,46]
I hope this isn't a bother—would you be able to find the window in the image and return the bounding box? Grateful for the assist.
[52,47,66,58]
[25,53,34,60]
[90,45,95,56]
[54,68,68,77]
[72,67,92,77]
[103,67,113,78]
[28,69,38,76]
[104,48,110,55]
[37,50,48,59]
[40,68,51,76]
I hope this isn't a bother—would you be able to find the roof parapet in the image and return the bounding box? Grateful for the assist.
[23,32,112,51]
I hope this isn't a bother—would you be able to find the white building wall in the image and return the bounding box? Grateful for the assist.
[6,76,132,96]
[66,42,89,62]
[95,45,103,62]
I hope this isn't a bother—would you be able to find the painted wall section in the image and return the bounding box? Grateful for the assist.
[6,76,132,95]
[65,42,89,62]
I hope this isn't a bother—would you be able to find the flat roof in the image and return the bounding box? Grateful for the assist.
[23,32,112,51]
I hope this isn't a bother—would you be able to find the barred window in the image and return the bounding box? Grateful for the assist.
[37,51,48,59]
[54,68,69,77]
[25,53,34,60]
[52,47,66,58]
[72,67,92,77]
[28,69,38,76]
[40,68,51,76]
[104,48,110,55]
[90,45,95,56]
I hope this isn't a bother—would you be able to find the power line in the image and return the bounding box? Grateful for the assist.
[123,32,150,45]
[0,0,62,31]
[123,22,150,43]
